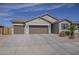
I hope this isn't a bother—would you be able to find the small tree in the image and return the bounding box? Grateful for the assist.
[68,24,78,39]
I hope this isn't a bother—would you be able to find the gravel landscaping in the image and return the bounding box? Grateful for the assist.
[0,34,79,55]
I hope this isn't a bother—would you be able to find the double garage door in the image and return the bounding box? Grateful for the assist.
[29,25,48,34]
[14,25,48,34]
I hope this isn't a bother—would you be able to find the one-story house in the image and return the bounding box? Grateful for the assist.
[11,14,79,34]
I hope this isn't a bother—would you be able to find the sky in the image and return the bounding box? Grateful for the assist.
[0,3,79,26]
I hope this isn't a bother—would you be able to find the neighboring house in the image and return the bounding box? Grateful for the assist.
[11,14,79,34]
[0,25,11,35]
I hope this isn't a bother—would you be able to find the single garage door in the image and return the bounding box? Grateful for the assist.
[29,25,48,34]
[14,25,24,34]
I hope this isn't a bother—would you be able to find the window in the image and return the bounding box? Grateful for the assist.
[61,23,69,30]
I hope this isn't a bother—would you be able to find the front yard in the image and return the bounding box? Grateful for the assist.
[0,34,79,55]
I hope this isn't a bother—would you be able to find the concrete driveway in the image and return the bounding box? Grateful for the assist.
[0,34,79,55]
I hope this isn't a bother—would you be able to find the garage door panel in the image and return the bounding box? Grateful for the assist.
[14,25,24,34]
[29,26,48,34]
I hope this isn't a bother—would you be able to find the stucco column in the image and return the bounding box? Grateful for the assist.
[48,25,51,34]
[59,23,61,33]
[25,24,29,34]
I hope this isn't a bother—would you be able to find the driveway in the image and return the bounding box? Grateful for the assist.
[0,34,79,55]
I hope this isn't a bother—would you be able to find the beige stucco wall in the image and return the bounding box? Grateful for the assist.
[59,21,71,33]
[26,18,51,25]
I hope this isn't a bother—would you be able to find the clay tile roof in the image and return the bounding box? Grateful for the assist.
[11,18,31,23]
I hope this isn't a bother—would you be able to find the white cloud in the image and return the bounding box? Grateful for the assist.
[32,4,75,11]
[16,4,66,12]
[35,4,65,10]
[0,18,11,20]
[16,4,75,12]
[0,12,13,16]
[0,13,9,16]
[15,3,42,9]
[0,4,75,17]
[1,3,42,10]
[66,4,75,8]
[0,3,75,12]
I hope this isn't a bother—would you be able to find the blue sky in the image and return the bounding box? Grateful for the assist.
[0,3,79,26]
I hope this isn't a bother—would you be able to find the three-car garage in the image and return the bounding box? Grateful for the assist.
[13,25,49,34]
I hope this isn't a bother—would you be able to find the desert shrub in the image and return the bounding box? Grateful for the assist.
[65,31,70,36]
[59,31,66,37]
[68,24,78,39]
